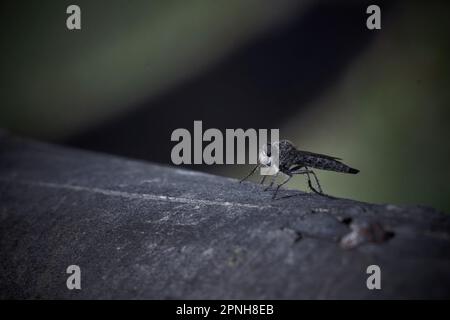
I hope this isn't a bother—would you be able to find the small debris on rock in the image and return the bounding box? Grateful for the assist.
[340,221,394,249]
[311,208,330,213]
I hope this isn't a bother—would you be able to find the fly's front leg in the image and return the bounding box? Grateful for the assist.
[239,164,259,183]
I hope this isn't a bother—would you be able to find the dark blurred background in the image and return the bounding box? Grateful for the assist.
[1,0,449,212]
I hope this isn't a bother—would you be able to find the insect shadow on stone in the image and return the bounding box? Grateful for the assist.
[240,140,359,200]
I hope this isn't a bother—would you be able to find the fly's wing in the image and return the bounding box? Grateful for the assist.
[295,149,358,174]
[296,149,342,161]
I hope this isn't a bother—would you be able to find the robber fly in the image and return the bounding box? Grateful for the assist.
[240,140,359,199]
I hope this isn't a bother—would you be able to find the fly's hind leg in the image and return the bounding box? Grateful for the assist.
[305,168,323,194]
[290,167,324,195]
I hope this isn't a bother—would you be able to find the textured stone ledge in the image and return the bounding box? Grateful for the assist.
[0,135,449,299]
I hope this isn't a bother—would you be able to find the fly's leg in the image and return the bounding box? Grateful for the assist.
[260,175,267,185]
[307,178,322,194]
[272,174,292,199]
[290,167,324,195]
[307,169,324,194]
[239,164,259,183]
[272,168,312,199]
[264,173,278,191]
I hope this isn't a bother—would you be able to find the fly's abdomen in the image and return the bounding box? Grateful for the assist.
[303,156,359,174]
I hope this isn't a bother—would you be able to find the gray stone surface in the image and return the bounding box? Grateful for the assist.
[0,134,449,299]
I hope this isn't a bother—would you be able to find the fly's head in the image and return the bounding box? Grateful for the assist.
[259,141,281,173]
[258,143,272,166]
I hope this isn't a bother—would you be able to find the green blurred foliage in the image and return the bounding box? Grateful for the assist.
[0,0,304,139]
